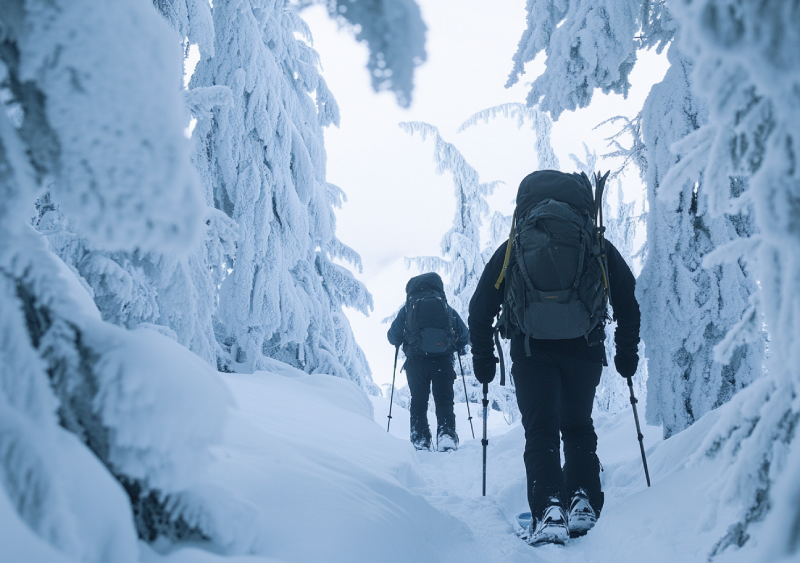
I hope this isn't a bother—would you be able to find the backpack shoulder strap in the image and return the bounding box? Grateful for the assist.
[494,212,516,289]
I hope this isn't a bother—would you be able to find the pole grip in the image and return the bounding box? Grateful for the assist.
[493,330,506,386]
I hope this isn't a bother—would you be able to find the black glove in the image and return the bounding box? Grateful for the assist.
[614,352,639,378]
[473,355,498,384]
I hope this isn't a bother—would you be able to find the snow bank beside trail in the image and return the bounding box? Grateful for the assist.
[567,409,738,563]
[400,396,755,563]
[204,370,480,563]
[0,486,80,563]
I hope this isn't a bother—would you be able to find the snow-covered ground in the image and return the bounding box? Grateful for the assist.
[377,394,766,563]
[2,359,765,563]
[168,366,770,562]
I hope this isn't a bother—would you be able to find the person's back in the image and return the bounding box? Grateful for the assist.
[387,272,469,451]
[469,170,641,545]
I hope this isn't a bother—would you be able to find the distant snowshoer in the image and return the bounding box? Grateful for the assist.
[469,170,641,545]
[388,273,470,452]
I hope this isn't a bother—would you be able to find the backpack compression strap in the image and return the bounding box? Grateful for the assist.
[494,213,516,289]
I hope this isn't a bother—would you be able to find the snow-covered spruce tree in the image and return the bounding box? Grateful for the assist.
[32,183,232,368]
[510,0,762,437]
[399,121,519,421]
[656,1,800,558]
[0,0,255,554]
[636,45,762,439]
[27,0,229,366]
[191,0,377,392]
[295,0,427,108]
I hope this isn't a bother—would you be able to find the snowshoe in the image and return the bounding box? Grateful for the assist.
[527,499,569,546]
[436,431,459,452]
[568,490,596,538]
[515,512,533,541]
[516,512,532,531]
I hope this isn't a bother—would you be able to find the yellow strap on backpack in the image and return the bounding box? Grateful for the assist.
[494,213,516,289]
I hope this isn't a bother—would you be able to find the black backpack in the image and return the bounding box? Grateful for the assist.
[496,170,610,349]
[404,273,456,356]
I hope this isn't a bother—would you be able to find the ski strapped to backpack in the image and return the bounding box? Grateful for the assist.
[493,170,612,351]
[593,171,613,310]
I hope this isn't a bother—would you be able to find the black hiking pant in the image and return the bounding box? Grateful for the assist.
[405,356,457,445]
[512,351,604,520]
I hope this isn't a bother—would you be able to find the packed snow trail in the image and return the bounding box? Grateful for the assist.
[372,397,755,563]
[8,364,764,563]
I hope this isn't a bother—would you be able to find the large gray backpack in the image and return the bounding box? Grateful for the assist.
[496,170,610,351]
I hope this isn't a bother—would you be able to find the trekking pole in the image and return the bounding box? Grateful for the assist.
[493,329,506,387]
[456,353,475,439]
[627,376,651,487]
[387,345,399,432]
[482,382,489,496]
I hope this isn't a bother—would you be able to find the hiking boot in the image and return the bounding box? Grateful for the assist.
[436,431,459,452]
[412,435,433,451]
[528,498,569,546]
[568,489,597,538]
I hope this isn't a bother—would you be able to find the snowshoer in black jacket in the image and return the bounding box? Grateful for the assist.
[468,170,640,545]
[388,273,470,452]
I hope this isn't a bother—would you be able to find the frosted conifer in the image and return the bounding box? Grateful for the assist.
[191,0,376,391]
[657,2,800,556]
[0,0,242,550]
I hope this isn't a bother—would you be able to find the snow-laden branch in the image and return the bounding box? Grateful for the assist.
[297,0,426,108]
[458,103,560,171]
[184,85,233,119]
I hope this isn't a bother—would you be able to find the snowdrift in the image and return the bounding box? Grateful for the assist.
[199,368,477,563]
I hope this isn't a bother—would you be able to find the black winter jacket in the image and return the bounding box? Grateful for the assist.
[468,239,640,364]
[387,305,470,359]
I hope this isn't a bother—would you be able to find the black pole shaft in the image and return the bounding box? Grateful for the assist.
[494,330,506,386]
[627,376,651,487]
[387,345,399,432]
[457,353,475,439]
[482,382,489,496]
